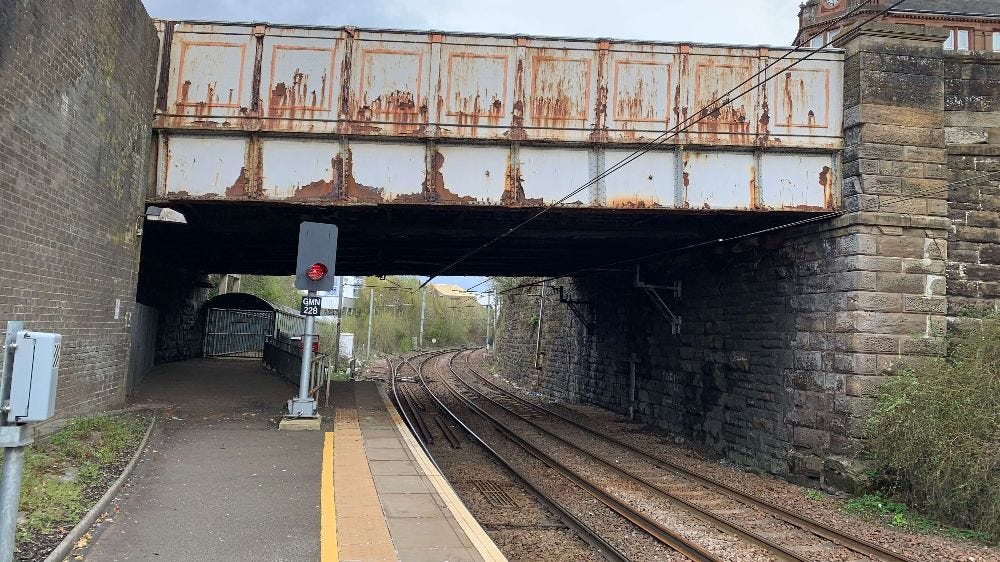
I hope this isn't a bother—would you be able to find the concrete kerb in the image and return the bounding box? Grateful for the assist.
[43,416,157,562]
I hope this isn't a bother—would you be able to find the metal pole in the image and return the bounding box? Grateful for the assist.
[534,282,546,369]
[298,300,316,402]
[366,288,374,357]
[418,286,426,348]
[0,321,27,562]
[485,304,491,349]
[332,276,345,374]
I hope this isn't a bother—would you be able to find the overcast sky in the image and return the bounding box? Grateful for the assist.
[141,0,806,46]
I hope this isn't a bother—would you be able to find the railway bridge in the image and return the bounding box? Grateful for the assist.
[4,0,997,504]
[145,21,844,275]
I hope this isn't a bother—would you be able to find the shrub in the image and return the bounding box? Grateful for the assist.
[864,316,1000,539]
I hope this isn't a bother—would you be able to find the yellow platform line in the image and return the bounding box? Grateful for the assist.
[321,431,338,562]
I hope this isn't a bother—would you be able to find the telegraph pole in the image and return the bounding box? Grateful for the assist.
[366,288,374,357]
[418,286,426,348]
[332,275,345,374]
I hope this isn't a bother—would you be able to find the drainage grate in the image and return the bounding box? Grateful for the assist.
[470,480,519,508]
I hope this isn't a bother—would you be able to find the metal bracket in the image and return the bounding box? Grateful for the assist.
[0,425,31,448]
[551,286,594,332]
[634,266,682,334]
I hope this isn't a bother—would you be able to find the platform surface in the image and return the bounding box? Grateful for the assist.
[79,360,503,562]
[329,381,506,562]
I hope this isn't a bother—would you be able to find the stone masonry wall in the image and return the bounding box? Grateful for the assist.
[0,1,159,417]
[943,52,1000,322]
[134,259,212,364]
[497,25,956,490]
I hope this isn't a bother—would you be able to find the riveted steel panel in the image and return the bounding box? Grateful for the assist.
[682,151,756,210]
[519,147,593,205]
[158,135,248,197]
[260,29,342,134]
[349,141,426,202]
[759,153,836,210]
[163,23,256,127]
[260,139,342,199]
[604,149,677,208]
[435,145,510,204]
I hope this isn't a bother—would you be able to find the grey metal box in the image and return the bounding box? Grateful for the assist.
[8,331,62,423]
[295,222,338,292]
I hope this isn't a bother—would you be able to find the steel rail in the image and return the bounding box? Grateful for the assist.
[445,351,811,562]
[418,352,722,561]
[399,352,632,562]
[461,350,921,562]
[388,354,443,473]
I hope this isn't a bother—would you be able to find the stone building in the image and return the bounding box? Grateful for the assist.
[795,0,1000,52]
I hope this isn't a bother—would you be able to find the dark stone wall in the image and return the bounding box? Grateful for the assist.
[0,0,159,417]
[134,259,211,364]
[943,53,1000,322]
[496,25,960,490]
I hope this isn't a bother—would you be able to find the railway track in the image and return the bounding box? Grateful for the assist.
[453,349,921,562]
[391,350,633,562]
[436,348,924,562]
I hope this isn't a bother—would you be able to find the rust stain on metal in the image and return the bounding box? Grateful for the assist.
[508,58,527,140]
[290,149,383,202]
[499,160,542,206]
[609,196,661,209]
[755,87,772,146]
[748,164,758,209]
[819,165,834,209]
[338,27,356,118]
[590,42,609,143]
[268,68,328,122]
[414,151,475,204]
[226,167,250,198]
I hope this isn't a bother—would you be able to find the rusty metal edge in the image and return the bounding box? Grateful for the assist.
[43,416,158,562]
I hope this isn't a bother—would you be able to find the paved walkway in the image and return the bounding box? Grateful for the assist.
[83,359,322,561]
[80,361,504,562]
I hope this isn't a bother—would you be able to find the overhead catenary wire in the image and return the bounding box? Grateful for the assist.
[418,0,909,290]
[439,0,908,294]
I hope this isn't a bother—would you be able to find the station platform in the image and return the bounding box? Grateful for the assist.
[79,359,504,562]
[327,381,506,562]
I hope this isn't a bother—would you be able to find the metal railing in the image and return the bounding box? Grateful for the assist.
[262,336,336,398]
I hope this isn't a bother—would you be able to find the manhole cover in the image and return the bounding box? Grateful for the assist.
[470,480,518,508]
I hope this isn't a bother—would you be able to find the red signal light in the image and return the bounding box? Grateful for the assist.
[306,262,328,281]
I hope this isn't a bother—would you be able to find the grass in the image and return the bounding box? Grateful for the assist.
[803,489,824,501]
[845,494,996,544]
[9,414,150,557]
[863,315,1000,543]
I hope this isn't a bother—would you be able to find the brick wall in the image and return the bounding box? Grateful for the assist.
[0,0,158,417]
[496,25,962,490]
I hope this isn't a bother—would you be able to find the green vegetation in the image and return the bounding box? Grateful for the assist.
[242,275,488,356]
[863,315,1000,542]
[803,488,824,501]
[845,494,995,543]
[10,414,150,557]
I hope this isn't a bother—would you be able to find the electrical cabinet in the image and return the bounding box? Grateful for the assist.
[8,331,61,423]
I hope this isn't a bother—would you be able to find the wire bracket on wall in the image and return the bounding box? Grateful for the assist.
[634,266,681,334]
[551,286,594,332]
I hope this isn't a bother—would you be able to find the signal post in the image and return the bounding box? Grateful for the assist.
[280,222,337,430]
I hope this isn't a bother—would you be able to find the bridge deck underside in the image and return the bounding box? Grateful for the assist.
[143,201,828,276]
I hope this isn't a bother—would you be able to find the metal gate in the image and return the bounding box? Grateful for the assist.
[203,308,275,358]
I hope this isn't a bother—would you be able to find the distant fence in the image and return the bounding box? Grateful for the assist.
[262,336,335,396]
[203,308,274,358]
